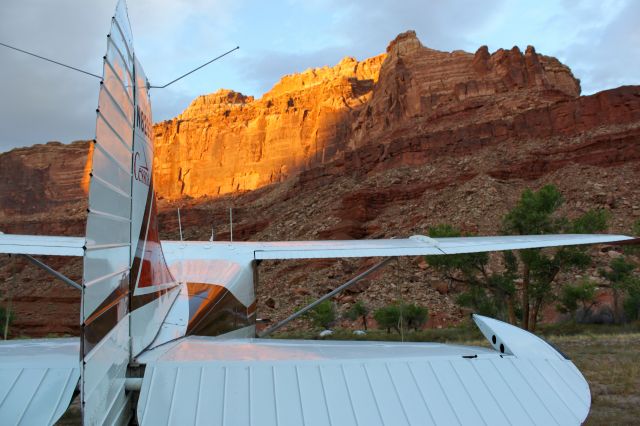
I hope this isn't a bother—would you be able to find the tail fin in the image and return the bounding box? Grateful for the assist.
[127,54,180,357]
[81,0,178,423]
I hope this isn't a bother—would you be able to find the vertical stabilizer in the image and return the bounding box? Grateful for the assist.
[127,56,180,357]
[81,1,179,423]
[81,1,135,424]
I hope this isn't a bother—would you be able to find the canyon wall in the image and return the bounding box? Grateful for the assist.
[152,31,582,199]
[1,31,639,337]
[153,54,384,198]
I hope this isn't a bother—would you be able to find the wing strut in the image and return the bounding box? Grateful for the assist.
[17,254,82,290]
[259,257,393,337]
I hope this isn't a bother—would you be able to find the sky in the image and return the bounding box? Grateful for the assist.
[0,0,638,152]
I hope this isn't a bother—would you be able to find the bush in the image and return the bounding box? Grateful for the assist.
[308,300,336,329]
[374,305,401,333]
[622,277,640,321]
[557,279,597,321]
[403,303,428,331]
[345,301,369,330]
[374,303,429,333]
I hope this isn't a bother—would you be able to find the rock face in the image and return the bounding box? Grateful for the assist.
[152,31,582,199]
[0,140,90,241]
[1,31,640,337]
[349,32,580,148]
[0,141,90,218]
[154,54,385,198]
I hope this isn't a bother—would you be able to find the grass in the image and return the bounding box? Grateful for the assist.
[551,333,640,425]
[273,321,640,424]
[272,324,486,343]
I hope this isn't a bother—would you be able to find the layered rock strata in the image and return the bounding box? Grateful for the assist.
[1,31,639,337]
[153,54,385,198]
[153,31,583,199]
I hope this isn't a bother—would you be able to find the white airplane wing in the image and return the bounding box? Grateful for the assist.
[161,233,633,261]
[0,234,84,256]
[251,233,633,258]
[135,315,590,425]
[0,338,80,425]
[1,233,631,259]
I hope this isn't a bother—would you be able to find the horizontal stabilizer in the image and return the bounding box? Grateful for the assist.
[0,338,80,425]
[137,320,590,426]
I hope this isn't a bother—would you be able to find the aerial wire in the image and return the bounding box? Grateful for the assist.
[0,41,102,79]
[0,40,240,89]
[149,46,239,89]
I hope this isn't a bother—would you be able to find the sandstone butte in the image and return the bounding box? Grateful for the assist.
[1,31,639,337]
[153,30,583,199]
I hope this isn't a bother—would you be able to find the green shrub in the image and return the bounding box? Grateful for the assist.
[622,277,640,321]
[374,303,429,333]
[308,300,336,329]
[402,303,428,331]
[345,301,369,330]
[557,279,597,321]
[374,305,401,333]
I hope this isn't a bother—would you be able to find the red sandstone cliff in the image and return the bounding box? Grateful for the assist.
[152,31,585,200]
[0,140,89,235]
[1,31,639,337]
[154,54,385,198]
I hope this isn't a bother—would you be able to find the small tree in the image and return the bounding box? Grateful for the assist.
[600,257,636,322]
[309,300,336,329]
[345,301,369,330]
[622,219,640,256]
[557,279,597,322]
[621,277,640,320]
[3,256,17,339]
[374,305,401,333]
[426,224,518,323]
[373,303,428,333]
[403,303,428,331]
[502,185,608,331]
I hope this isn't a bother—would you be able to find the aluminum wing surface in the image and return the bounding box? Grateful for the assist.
[136,315,590,426]
[0,338,80,426]
[252,234,633,258]
[161,233,633,261]
[0,234,84,256]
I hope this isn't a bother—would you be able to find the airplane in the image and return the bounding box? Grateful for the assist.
[0,1,635,424]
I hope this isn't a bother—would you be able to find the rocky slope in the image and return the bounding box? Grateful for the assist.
[1,31,639,337]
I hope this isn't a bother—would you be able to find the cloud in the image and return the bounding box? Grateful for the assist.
[237,0,507,96]
[323,0,507,55]
[239,48,349,96]
[556,0,640,93]
[0,0,638,153]
[0,1,111,151]
[0,0,239,152]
